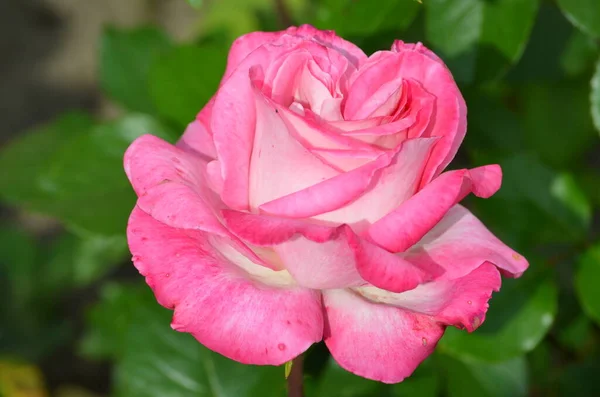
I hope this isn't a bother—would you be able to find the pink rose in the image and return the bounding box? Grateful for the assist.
[124,25,528,383]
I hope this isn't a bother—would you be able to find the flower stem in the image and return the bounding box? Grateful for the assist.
[287,354,305,397]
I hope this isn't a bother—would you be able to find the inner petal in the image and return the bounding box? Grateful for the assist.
[210,236,295,287]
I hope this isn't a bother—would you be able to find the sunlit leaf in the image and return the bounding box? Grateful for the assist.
[556,0,600,38]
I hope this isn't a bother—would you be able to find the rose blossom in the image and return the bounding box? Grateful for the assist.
[124,25,528,383]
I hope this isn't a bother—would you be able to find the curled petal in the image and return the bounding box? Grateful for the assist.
[346,230,439,293]
[127,207,323,365]
[402,205,529,279]
[368,165,502,253]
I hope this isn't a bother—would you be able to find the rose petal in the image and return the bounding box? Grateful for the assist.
[312,137,438,232]
[224,31,287,79]
[402,205,529,279]
[367,165,502,253]
[223,210,365,289]
[390,43,466,185]
[347,229,439,293]
[291,25,367,67]
[124,134,227,236]
[258,149,393,219]
[355,261,501,332]
[127,207,323,365]
[176,120,217,160]
[323,289,445,383]
[248,90,340,209]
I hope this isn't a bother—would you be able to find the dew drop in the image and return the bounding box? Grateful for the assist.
[422,337,427,346]
[278,343,286,351]
[467,300,472,305]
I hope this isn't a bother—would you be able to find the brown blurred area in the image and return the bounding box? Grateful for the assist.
[0,0,198,146]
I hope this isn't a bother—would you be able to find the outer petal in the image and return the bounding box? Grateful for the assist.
[402,205,529,279]
[211,45,278,210]
[124,134,227,236]
[323,289,445,383]
[176,119,217,160]
[291,25,367,67]
[367,165,502,253]
[391,43,467,185]
[127,207,323,365]
[355,262,501,332]
[222,210,365,289]
[224,31,287,79]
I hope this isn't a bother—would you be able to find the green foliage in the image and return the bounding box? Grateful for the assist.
[556,0,600,38]
[592,59,600,133]
[576,245,600,325]
[100,26,172,113]
[313,0,420,36]
[0,113,175,236]
[442,355,528,397]
[82,283,287,397]
[425,0,539,81]
[149,45,227,126]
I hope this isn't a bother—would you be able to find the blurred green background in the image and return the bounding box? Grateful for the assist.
[0,0,599,396]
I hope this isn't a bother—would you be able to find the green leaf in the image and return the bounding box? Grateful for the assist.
[187,0,204,9]
[100,26,172,112]
[425,0,484,58]
[439,275,557,362]
[313,0,420,36]
[443,355,528,397]
[42,232,128,292]
[558,359,600,396]
[81,283,286,397]
[520,79,597,168]
[591,58,600,133]
[425,0,538,80]
[575,245,600,325]
[0,112,94,209]
[497,154,591,239]
[149,45,227,127]
[557,0,600,38]
[38,114,176,236]
[479,0,539,62]
[550,172,593,229]
[557,315,595,352]
[507,3,574,83]
[0,226,38,311]
[312,359,383,397]
[560,31,599,76]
